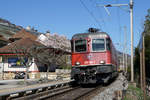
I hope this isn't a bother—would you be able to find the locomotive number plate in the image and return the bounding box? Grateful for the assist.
[84,61,96,64]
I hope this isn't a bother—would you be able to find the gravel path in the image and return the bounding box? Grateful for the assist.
[92,73,128,100]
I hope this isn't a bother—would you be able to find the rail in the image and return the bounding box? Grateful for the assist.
[0,80,72,100]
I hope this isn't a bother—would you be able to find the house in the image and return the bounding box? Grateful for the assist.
[0,35,9,73]
[0,35,9,48]
[0,37,48,80]
[9,29,37,42]
[0,29,71,79]
[0,29,45,79]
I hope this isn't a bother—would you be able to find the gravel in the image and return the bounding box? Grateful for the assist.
[91,73,128,100]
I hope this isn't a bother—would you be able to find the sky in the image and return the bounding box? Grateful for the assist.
[0,0,149,54]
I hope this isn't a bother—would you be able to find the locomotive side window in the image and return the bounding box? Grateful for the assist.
[106,38,111,51]
[71,40,74,52]
[92,39,105,51]
[75,39,87,52]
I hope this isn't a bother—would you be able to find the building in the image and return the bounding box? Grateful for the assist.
[0,18,41,39]
[0,35,9,48]
[0,37,46,73]
[0,29,71,79]
[37,32,71,52]
[0,29,45,79]
[9,29,37,42]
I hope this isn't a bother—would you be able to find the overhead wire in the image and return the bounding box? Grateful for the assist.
[89,0,106,31]
[79,0,102,30]
[115,0,123,52]
[98,0,113,34]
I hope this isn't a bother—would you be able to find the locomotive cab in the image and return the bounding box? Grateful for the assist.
[71,31,118,84]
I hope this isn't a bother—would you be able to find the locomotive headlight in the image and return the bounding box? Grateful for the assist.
[75,62,80,65]
[100,60,105,64]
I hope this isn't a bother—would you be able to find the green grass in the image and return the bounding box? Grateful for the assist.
[124,83,150,100]
[124,84,144,100]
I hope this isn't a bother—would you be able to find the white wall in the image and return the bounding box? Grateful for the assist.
[0,63,3,73]
[3,57,39,72]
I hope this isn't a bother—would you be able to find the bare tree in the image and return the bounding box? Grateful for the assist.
[3,32,71,82]
[4,38,45,84]
[32,46,70,81]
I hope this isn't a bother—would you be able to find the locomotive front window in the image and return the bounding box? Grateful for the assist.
[75,39,87,52]
[92,39,105,51]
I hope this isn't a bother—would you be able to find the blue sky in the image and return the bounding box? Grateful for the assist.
[0,0,149,54]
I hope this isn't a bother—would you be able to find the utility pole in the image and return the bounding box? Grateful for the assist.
[97,0,134,82]
[140,51,143,90]
[142,34,146,100]
[124,26,127,73]
[130,0,134,83]
[125,52,128,73]
[139,31,146,100]
[123,45,125,71]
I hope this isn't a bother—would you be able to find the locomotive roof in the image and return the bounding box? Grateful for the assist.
[72,32,110,39]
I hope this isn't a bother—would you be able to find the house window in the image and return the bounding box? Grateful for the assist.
[8,57,28,68]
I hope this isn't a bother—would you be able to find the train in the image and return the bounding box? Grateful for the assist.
[71,28,118,84]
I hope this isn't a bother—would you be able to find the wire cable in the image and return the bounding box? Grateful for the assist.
[89,0,106,31]
[79,0,102,30]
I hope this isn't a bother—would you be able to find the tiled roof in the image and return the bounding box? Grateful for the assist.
[0,38,45,53]
[0,35,8,41]
[11,29,37,41]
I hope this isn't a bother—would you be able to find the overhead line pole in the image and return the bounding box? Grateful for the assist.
[124,26,127,72]
[97,0,134,82]
[130,0,134,83]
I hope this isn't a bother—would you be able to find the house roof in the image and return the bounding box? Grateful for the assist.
[11,29,37,41]
[0,38,45,54]
[0,35,8,42]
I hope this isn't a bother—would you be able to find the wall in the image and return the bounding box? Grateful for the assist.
[2,56,39,72]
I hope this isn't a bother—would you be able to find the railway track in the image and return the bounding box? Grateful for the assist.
[0,80,71,100]
[8,83,106,100]
[8,77,117,100]
[11,85,79,100]
[38,77,117,100]
[45,85,106,100]
[12,84,109,100]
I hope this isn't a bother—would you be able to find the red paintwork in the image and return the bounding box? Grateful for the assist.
[71,37,118,67]
[72,51,114,66]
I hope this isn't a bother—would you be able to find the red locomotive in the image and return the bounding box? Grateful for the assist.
[71,28,118,84]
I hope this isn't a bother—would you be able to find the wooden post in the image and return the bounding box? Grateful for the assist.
[142,35,146,100]
[140,52,143,90]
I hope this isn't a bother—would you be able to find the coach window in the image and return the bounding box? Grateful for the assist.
[92,39,105,51]
[75,39,87,52]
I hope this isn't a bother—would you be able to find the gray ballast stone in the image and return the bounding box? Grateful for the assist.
[92,73,128,100]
